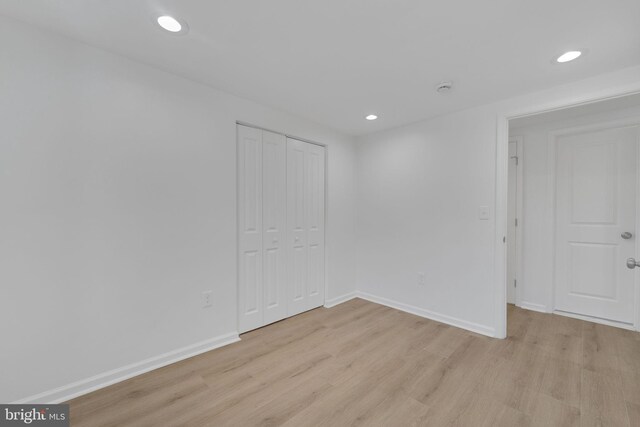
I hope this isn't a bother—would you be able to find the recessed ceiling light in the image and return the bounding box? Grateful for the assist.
[157,15,184,33]
[365,114,378,121]
[556,51,582,63]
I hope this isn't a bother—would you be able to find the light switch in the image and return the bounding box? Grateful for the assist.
[479,206,490,220]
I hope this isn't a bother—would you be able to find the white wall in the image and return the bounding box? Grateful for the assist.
[510,103,640,311]
[355,64,640,337]
[0,15,357,403]
[356,106,498,333]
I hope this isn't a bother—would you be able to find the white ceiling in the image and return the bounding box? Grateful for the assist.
[2,0,639,135]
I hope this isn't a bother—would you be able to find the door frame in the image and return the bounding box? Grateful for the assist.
[494,84,640,339]
[507,136,524,307]
[546,118,640,329]
[235,121,329,334]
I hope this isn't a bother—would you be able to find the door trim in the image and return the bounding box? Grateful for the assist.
[508,136,524,307]
[546,118,640,327]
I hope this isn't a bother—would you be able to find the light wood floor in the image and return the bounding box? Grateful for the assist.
[68,299,640,426]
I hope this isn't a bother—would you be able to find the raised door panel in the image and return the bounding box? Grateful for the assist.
[238,125,263,333]
[570,142,616,224]
[241,250,260,315]
[569,243,618,300]
[262,131,287,325]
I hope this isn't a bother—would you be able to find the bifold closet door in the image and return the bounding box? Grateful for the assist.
[261,131,287,326]
[238,125,262,333]
[238,126,287,333]
[287,138,326,317]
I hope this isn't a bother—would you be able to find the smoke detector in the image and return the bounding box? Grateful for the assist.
[436,81,453,94]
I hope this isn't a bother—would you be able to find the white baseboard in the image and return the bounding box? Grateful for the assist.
[12,332,240,404]
[517,301,548,313]
[356,291,495,338]
[324,291,358,308]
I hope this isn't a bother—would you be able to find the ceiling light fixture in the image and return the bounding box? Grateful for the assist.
[436,81,453,94]
[365,114,378,121]
[156,15,188,34]
[556,50,582,63]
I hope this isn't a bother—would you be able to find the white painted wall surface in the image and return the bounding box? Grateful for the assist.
[0,15,357,403]
[510,104,640,312]
[355,64,640,336]
[356,106,498,332]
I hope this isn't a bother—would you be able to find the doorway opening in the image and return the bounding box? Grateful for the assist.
[504,93,640,337]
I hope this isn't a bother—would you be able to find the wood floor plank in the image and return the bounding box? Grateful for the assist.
[71,374,210,427]
[626,401,640,426]
[547,332,583,364]
[67,299,640,426]
[209,376,334,427]
[503,342,549,391]
[348,391,430,427]
[581,369,628,426]
[540,357,582,408]
[583,322,621,377]
[621,369,640,406]
[528,393,581,427]
[281,358,408,426]
[617,335,640,374]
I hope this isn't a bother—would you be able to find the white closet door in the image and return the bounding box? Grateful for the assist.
[287,138,308,316]
[262,131,288,325]
[305,142,326,310]
[238,125,263,333]
[239,127,326,332]
[287,138,325,316]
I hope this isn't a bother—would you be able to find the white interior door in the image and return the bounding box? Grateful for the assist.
[554,125,638,324]
[262,131,287,326]
[287,138,325,316]
[507,140,518,304]
[238,125,263,333]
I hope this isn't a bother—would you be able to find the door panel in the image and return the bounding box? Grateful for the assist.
[264,248,279,306]
[287,138,325,316]
[569,243,617,299]
[554,125,637,323]
[287,138,308,316]
[308,244,322,297]
[238,125,263,333]
[243,250,260,313]
[261,131,287,325]
[292,245,306,301]
[570,142,616,224]
[306,143,325,309]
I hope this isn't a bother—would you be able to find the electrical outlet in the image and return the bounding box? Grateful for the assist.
[202,290,212,308]
[418,272,426,286]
